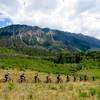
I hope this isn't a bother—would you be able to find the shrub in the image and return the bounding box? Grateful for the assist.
[48,85,58,90]
[59,84,65,91]
[89,88,96,96]
[7,82,15,91]
[79,92,88,97]
[97,89,100,99]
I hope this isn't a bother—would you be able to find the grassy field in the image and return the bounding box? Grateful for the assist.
[0,47,16,54]
[77,69,100,80]
[77,59,100,80]
[0,69,100,100]
[0,58,81,75]
[0,59,99,100]
[0,48,99,100]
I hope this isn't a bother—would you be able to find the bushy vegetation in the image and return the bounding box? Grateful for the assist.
[0,47,16,54]
[0,58,82,75]
[79,91,88,97]
[0,47,100,76]
[7,82,15,91]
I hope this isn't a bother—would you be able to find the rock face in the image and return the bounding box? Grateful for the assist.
[0,24,100,52]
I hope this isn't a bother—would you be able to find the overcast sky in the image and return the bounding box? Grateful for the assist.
[0,0,100,39]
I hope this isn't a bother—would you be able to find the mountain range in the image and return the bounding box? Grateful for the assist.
[0,24,100,53]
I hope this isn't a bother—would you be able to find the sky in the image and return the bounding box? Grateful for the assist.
[0,0,100,39]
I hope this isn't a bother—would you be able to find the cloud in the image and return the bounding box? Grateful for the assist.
[26,0,59,13]
[0,0,100,39]
[0,0,19,16]
[75,0,96,14]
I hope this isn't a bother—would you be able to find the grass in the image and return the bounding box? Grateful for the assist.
[0,69,99,100]
[0,58,81,75]
[77,69,100,80]
[79,91,88,97]
[0,47,16,54]
[80,59,100,69]
[0,50,99,99]
[7,82,16,91]
[77,59,100,80]
[89,88,97,96]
